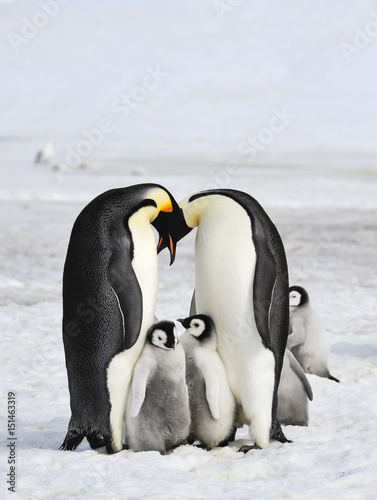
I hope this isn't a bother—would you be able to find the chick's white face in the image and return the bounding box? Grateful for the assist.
[151,327,178,350]
[151,329,168,349]
[187,318,206,338]
[289,291,302,307]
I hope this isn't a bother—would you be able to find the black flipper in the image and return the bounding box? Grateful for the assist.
[108,244,143,350]
[287,350,313,401]
[251,215,277,349]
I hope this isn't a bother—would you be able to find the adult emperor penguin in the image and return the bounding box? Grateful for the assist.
[60,184,184,454]
[178,314,236,449]
[125,321,190,454]
[277,349,313,426]
[179,189,290,451]
[288,285,339,382]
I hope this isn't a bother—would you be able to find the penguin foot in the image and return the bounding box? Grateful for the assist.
[104,435,120,454]
[87,431,105,450]
[239,444,261,453]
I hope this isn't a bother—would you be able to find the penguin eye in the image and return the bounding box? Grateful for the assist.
[193,323,199,328]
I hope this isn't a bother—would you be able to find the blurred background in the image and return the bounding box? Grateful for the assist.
[1,0,377,173]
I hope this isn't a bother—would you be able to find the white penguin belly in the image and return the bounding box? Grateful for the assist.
[194,196,275,448]
[194,197,259,395]
[107,213,158,451]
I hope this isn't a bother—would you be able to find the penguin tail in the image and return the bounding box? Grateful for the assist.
[270,419,292,444]
[59,431,85,451]
[59,419,86,451]
[327,373,340,383]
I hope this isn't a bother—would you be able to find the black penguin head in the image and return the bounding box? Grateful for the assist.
[177,314,216,343]
[289,286,309,307]
[151,191,192,266]
[148,320,179,350]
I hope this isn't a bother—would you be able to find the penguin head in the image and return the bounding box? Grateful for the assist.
[289,286,309,307]
[148,320,179,350]
[149,187,192,265]
[177,314,216,344]
[179,189,238,228]
[179,193,211,228]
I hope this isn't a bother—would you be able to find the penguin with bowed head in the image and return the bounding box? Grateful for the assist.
[288,285,339,382]
[60,184,185,454]
[125,320,190,454]
[178,189,290,452]
[277,349,313,426]
[178,314,236,449]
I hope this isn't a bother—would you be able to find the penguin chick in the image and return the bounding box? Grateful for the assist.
[125,321,190,455]
[178,314,236,449]
[277,349,313,426]
[288,286,339,383]
[34,141,54,164]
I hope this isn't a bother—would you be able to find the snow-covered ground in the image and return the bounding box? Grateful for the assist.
[1,1,377,498]
[1,159,376,499]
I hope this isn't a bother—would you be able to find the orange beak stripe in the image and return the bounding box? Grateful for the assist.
[157,236,163,251]
[160,200,173,213]
[169,234,174,254]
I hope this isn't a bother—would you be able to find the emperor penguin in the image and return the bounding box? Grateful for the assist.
[288,285,339,382]
[125,321,190,454]
[277,349,313,426]
[178,314,236,449]
[60,184,185,454]
[178,189,290,451]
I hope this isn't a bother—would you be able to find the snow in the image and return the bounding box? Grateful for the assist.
[1,1,377,498]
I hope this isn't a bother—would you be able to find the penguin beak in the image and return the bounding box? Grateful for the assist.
[152,199,192,265]
[177,318,191,329]
[157,232,176,266]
